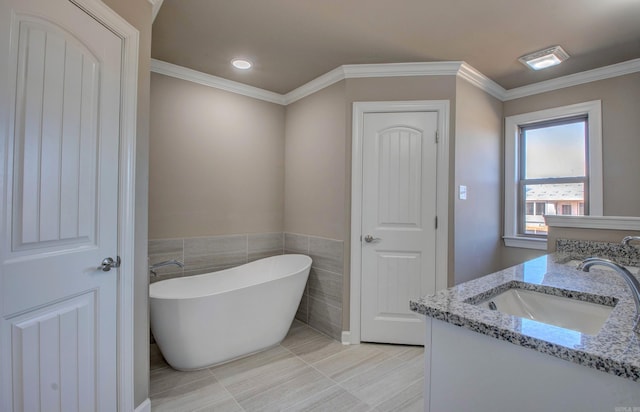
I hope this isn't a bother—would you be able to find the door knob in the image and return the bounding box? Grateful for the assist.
[99,256,121,271]
[363,235,381,243]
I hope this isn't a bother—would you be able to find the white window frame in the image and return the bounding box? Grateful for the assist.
[504,100,603,250]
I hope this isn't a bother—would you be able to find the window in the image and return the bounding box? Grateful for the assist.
[504,101,603,250]
[519,116,587,235]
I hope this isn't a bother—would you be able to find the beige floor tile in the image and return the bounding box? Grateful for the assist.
[283,385,372,412]
[339,357,423,407]
[285,334,353,364]
[151,375,234,412]
[150,323,426,412]
[312,344,392,383]
[289,319,307,330]
[280,324,326,349]
[150,366,214,396]
[213,347,309,401]
[391,346,424,363]
[372,378,424,412]
[192,398,244,412]
[237,366,334,412]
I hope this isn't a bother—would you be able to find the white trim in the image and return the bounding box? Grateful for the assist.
[503,236,548,250]
[283,66,346,104]
[343,61,462,78]
[458,63,507,100]
[504,58,640,101]
[151,59,286,105]
[286,61,475,104]
[148,0,164,21]
[341,331,352,345]
[349,100,449,344]
[545,215,640,231]
[69,1,139,411]
[149,58,640,107]
[504,100,602,250]
[134,398,151,412]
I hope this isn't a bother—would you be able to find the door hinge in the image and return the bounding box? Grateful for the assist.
[435,130,439,143]
[435,216,438,229]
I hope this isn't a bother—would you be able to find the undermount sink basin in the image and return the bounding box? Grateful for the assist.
[478,288,614,335]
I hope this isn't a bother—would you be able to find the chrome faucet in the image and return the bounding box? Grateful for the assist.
[577,257,640,333]
[149,259,184,277]
[622,236,640,247]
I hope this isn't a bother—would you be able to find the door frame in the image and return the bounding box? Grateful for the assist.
[69,1,139,410]
[348,101,449,344]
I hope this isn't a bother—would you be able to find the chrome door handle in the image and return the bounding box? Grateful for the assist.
[363,235,381,243]
[99,256,121,272]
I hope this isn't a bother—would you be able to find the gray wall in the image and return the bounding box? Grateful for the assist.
[284,81,347,240]
[149,73,286,239]
[453,78,503,284]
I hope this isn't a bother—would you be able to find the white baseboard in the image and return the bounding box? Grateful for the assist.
[341,331,352,345]
[134,398,150,412]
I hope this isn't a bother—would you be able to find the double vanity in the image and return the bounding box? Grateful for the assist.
[411,239,640,412]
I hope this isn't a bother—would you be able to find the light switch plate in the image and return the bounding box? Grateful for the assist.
[459,185,467,200]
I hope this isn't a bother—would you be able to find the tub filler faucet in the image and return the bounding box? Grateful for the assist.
[150,259,184,277]
[577,257,640,334]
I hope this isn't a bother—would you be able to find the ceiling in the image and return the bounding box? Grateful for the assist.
[152,0,640,95]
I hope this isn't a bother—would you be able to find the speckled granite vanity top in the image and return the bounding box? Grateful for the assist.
[410,253,640,382]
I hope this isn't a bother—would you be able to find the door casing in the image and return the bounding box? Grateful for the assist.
[348,100,449,345]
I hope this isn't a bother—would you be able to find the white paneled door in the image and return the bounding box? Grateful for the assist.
[0,0,122,410]
[360,112,438,345]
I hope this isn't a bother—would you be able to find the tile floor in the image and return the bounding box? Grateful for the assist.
[150,320,425,412]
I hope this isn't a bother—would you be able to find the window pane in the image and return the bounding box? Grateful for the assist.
[523,121,586,179]
[523,183,585,235]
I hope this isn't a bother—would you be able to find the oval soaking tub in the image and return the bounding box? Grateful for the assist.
[150,254,312,370]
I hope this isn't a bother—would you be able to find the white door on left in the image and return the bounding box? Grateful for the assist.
[0,0,122,410]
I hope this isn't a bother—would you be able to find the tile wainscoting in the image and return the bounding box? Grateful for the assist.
[148,232,285,281]
[285,233,344,341]
[148,232,344,340]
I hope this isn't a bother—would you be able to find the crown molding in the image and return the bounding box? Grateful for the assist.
[545,215,640,231]
[150,58,640,106]
[458,63,507,100]
[147,0,164,21]
[283,66,346,105]
[283,61,466,104]
[504,58,640,101]
[151,59,286,105]
[343,61,463,78]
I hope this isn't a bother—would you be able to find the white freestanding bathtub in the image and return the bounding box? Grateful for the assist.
[150,254,312,370]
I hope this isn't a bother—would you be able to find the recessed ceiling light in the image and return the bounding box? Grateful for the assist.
[231,59,252,70]
[518,46,569,71]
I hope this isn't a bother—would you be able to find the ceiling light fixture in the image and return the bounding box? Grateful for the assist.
[518,46,569,71]
[231,59,252,70]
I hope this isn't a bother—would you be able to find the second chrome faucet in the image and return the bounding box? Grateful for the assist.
[150,259,184,277]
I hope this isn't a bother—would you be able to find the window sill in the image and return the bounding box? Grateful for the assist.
[503,236,548,250]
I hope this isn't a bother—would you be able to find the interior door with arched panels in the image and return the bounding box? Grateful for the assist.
[0,0,123,410]
[360,111,438,345]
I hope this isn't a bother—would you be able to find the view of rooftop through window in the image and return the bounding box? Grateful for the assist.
[520,119,588,235]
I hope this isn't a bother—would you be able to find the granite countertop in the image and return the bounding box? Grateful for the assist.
[410,253,640,382]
